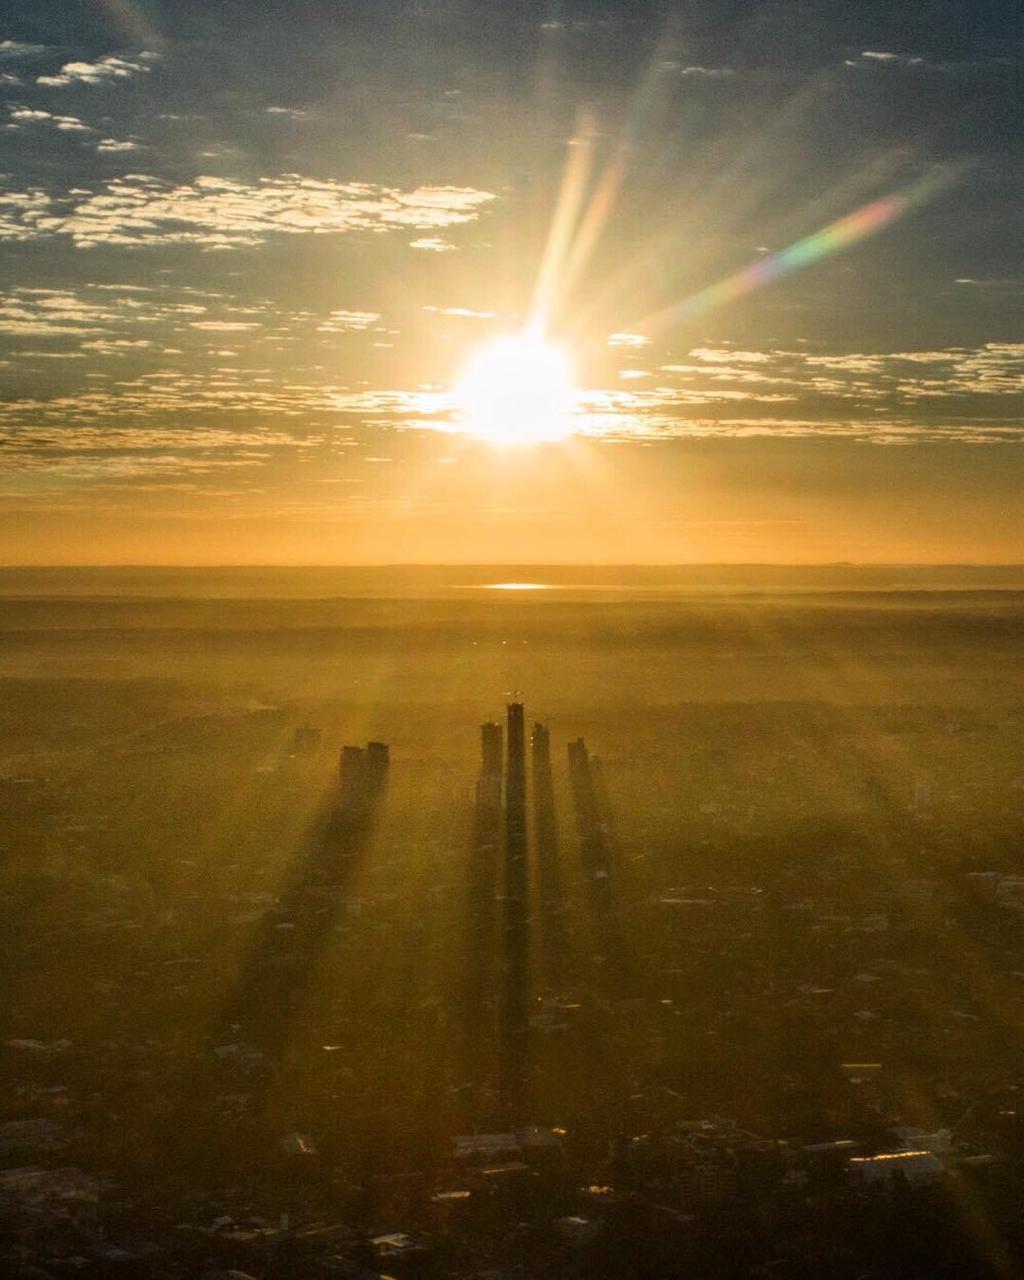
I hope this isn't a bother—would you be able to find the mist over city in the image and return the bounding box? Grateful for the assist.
[1,2,1023,1278]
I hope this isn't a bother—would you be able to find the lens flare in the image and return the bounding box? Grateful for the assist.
[647,172,948,331]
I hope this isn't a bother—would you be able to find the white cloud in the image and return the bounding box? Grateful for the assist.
[189,320,261,331]
[80,338,154,354]
[0,189,54,241]
[680,65,735,78]
[608,332,649,348]
[317,310,383,332]
[409,237,457,252]
[0,287,121,334]
[36,51,158,88]
[0,173,496,249]
[1,338,1022,455]
[690,347,771,364]
[7,106,91,131]
[0,40,48,59]
[14,350,86,359]
[422,306,497,319]
[95,137,142,152]
[848,50,925,68]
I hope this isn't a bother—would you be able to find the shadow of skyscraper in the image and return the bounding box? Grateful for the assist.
[499,701,530,1122]
[568,736,640,1001]
[159,743,388,1171]
[532,720,567,987]
[222,743,388,1057]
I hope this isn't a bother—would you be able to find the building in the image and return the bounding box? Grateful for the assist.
[568,736,589,775]
[506,701,526,838]
[531,721,550,772]
[481,720,503,777]
[339,741,389,805]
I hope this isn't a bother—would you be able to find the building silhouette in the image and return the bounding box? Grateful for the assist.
[506,701,526,841]
[481,721,503,777]
[531,721,550,776]
[339,740,389,806]
[476,720,504,809]
[567,735,589,777]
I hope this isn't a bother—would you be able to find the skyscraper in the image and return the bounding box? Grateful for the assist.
[567,735,589,776]
[480,721,503,778]
[339,741,389,806]
[530,721,550,774]
[477,720,504,810]
[506,701,526,840]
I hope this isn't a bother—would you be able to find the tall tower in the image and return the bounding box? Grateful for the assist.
[506,701,526,840]
[480,721,503,778]
[339,741,388,807]
[567,735,589,776]
[531,721,550,773]
[477,720,504,810]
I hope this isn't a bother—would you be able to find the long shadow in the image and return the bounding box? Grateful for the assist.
[161,764,385,1167]
[219,769,385,1058]
[499,803,530,1123]
[532,722,568,988]
[499,702,530,1123]
[568,738,641,1001]
[460,797,500,1091]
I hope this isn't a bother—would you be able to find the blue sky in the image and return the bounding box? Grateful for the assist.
[0,1,1021,562]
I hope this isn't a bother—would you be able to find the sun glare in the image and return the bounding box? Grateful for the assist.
[455,332,577,445]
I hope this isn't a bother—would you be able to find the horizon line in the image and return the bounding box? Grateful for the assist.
[3,561,1024,572]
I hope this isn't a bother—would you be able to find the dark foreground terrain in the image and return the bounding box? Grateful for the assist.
[2,566,1024,1279]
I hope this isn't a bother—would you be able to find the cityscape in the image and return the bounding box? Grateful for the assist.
[0,0,1021,1275]
[3,574,1024,1280]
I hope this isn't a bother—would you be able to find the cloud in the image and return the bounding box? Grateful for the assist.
[0,288,119,334]
[7,106,91,132]
[14,350,86,359]
[80,338,154,354]
[0,339,1021,460]
[0,40,48,59]
[317,310,383,332]
[0,173,496,249]
[36,51,158,88]
[0,424,303,459]
[608,332,649,348]
[190,320,261,331]
[690,347,771,364]
[95,137,142,152]
[409,237,457,252]
[679,66,735,78]
[846,50,925,68]
[422,306,497,319]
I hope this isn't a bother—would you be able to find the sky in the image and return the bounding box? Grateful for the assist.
[0,0,1021,565]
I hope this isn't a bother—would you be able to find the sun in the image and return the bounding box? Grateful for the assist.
[455,332,577,445]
